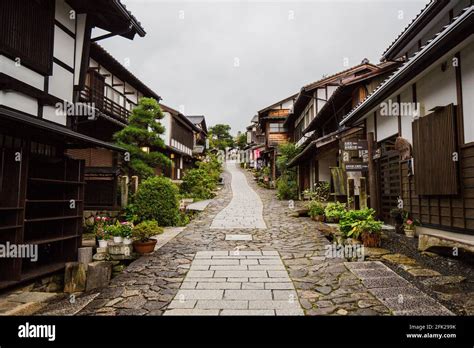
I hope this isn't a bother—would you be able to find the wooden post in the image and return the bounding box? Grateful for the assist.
[367,132,378,212]
[347,178,355,210]
[359,177,367,209]
[120,175,129,209]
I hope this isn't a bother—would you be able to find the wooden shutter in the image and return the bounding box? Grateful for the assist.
[0,0,55,75]
[412,104,458,195]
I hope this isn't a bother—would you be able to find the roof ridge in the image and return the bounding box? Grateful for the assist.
[302,62,379,91]
[340,5,472,125]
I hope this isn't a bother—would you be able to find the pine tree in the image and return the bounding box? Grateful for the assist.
[113,97,171,179]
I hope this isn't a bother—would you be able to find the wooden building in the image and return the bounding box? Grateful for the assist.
[257,94,297,181]
[339,0,474,243]
[244,115,265,168]
[68,43,162,210]
[0,0,145,289]
[158,106,204,180]
[186,115,208,161]
[286,61,399,202]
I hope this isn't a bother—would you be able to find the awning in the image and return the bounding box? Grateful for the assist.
[0,107,126,152]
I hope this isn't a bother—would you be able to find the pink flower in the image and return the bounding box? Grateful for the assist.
[406,219,413,225]
[95,216,101,221]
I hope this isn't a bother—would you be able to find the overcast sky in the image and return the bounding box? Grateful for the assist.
[99,0,428,135]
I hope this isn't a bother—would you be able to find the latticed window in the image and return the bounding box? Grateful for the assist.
[0,0,55,75]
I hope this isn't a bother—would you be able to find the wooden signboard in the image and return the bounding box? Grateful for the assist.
[343,140,368,151]
[345,163,369,172]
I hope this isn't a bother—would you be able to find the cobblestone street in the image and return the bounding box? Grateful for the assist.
[43,162,454,316]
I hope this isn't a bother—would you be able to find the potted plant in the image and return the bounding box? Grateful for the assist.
[324,201,346,223]
[105,223,123,244]
[96,228,109,248]
[308,201,325,222]
[132,220,163,254]
[120,221,133,244]
[390,208,405,234]
[94,216,111,248]
[403,213,420,238]
[349,217,383,247]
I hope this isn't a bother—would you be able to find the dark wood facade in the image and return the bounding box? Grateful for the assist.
[0,0,147,289]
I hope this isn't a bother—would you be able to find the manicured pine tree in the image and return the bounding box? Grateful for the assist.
[114,97,171,179]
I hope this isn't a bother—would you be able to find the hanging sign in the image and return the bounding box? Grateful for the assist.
[345,163,369,172]
[343,140,368,151]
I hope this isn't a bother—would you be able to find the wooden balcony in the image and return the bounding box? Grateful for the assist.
[80,85,130,123]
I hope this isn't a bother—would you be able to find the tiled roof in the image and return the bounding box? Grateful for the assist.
[381,0,435,59]
[340,5,473,126]
[91,43,160,101]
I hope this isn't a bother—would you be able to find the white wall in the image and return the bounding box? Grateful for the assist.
[0,55,44,90]
[160,112,172,146]
[43,105,67,125]
[0,91,38,116]
[49,63,74,103]
[317,88,326,113]
[53,25,75,68]
[376,99,399,141]
[461,41,474,143]
[318,153,337,182]
[399,88,414,144]
[417,59,457,114]
[55,0,75,33]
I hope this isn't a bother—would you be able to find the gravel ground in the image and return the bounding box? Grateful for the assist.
[380,230,474,315]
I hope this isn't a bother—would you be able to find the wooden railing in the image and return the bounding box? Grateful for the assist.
[80,85,130,123]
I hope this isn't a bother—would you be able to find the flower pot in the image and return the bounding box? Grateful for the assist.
[98,239,108,248]
[404,228,415,238]
[123,238,132,245]
[361,232,381,247]
[113,236,123,244]
[133,239,158,255]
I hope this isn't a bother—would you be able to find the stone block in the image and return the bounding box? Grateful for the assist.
[78,247,93,266]
[108,244,133,256]
[64,262,87,293]
[86,261,112,292]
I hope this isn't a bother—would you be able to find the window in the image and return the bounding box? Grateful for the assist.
[0,0,55,75]
[269,123,287,133]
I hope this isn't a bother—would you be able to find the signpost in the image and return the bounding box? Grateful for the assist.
[345,163,369,172]
[343,140,368,151]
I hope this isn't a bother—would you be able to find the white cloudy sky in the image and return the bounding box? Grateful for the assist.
[98,0,428,135]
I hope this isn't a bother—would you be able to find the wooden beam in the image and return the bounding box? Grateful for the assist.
[367,132,378,212]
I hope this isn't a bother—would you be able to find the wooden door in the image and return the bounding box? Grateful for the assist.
[377,137,401,222]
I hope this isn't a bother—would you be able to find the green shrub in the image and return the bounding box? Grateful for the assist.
[276,175,298,200]
[180,154,223,201]
[339,208,376,236]
[180,168,216,200]
[130,176,180,226]
[307,201,325,218]
[347,216,383,239]
[132,220,163,242]
[324,201,346,222]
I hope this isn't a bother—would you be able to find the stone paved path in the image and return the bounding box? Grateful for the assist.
[210,162,266,229]
[44,162,452,316]
[345,261,453,315]
[164,250,303,316]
